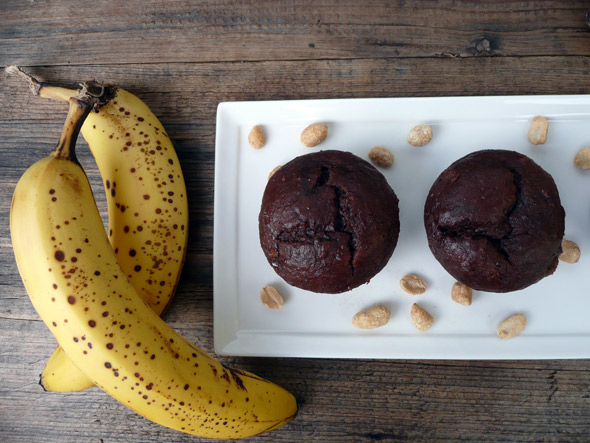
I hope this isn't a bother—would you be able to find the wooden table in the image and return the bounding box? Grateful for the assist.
[2,1,590,441]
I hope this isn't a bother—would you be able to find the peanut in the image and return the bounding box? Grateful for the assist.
[260,286,284,309]
[574,147,590,170]
[368,146,394,167]
[268,165,281,180]
[407,124,433,147]
[400,274,427,295]
[300,123,328,147]
[497,313,526,339]
[451,282,472,306]
[559,239,581,263]
[352,304,391,329]
[410,303,434,331]
[248,125,266,149]
[528,116,548,145]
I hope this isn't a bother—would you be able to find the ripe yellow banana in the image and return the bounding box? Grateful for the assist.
[7,67,189,392]
[11,97,297,438]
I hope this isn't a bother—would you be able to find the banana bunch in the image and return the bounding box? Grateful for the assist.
[10,87,297,436]
[8,67,189,392]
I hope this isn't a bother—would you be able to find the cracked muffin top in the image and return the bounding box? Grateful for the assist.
[424,149,565,293]
[259,150,400,294]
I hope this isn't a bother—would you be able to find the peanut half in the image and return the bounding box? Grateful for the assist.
[260,286,284,309]
[574,147,590,170]
[300,123,328,147]
[248,125,266,149]
[528,116,548,145]
[268,165,281,180]
[368,146,394,167]
[400,274,427,295]
[559,239,581,263]
[451,282,472,306]
[352,304,391,329]
[407,124,433,147]
[410,303,434,331]
[497,313,527,339]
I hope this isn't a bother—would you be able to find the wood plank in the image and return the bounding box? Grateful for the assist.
[1,1,589,66]
[2,56,590,124]
[2,312,590,443]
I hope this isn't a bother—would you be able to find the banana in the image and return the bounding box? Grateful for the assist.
[41,347,93,392]
[7,67,189,392]
[11,97,297,438]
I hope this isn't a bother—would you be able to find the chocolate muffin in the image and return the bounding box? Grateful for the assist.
[259,150,400,294]
[424,149,565,293]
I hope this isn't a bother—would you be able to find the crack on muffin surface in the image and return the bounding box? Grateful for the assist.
[437,165,524,267]
[315,165,331,188]
[424,149,565,292]
[273,167,357,277]
[333,186,356,276]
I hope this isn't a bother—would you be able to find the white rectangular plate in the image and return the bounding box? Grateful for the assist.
[214,95,590,359]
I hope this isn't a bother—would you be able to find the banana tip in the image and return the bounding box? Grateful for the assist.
[38,374,48,392]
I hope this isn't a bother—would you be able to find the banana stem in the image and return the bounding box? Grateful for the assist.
[5,66,117,107]
[51,98,92,161]
[39,85,76,103]
[5,65,76,102]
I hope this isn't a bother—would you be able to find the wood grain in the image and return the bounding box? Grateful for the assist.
[2,0,590,441]
[1,1,590,67]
